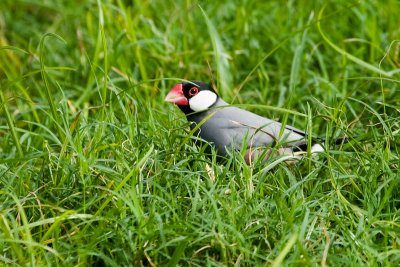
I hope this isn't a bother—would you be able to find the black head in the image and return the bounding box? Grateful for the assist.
[165,81,219,114]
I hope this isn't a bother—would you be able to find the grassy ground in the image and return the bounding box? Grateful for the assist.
[0,0,399,266]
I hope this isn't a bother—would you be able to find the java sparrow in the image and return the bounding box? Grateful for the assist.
[165,81,326,164]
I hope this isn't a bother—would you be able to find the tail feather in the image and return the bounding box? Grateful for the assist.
[244,136,351,165]
[290,136,350,153]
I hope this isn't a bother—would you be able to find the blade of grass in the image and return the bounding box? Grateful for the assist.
[94,144,154,218]
[39,33,67,142]
[0,90,23,157]
[271,232,298,267]
[317,5,392,78]
[199,5,232,98]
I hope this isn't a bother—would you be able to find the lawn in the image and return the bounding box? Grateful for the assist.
[0,0,399,266]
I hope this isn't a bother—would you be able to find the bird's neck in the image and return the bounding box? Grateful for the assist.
[185,97,227,122]
[213,98,228,107]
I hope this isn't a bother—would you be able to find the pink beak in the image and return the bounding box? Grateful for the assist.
[165,83,189,106]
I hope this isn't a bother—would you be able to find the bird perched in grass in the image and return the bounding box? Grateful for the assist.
[165,80,329,164]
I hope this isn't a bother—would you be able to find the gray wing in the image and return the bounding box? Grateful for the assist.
[191,104,307,155]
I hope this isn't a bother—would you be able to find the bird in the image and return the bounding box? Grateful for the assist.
[165,80,327,164]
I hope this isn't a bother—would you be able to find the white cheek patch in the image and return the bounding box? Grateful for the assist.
[189,90,217,112]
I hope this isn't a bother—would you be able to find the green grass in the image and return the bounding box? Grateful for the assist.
[1,0,399,266]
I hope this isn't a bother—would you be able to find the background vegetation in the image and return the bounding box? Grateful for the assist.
[0,0,399,265]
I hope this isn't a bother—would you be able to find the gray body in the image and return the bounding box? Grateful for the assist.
[187,98,308,156]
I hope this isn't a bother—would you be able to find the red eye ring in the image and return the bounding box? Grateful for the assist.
[188,87,199,97]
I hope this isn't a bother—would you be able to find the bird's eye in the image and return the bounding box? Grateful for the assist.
[188,87,199,97]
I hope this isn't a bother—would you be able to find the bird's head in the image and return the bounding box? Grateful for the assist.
[165,81,218,114]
